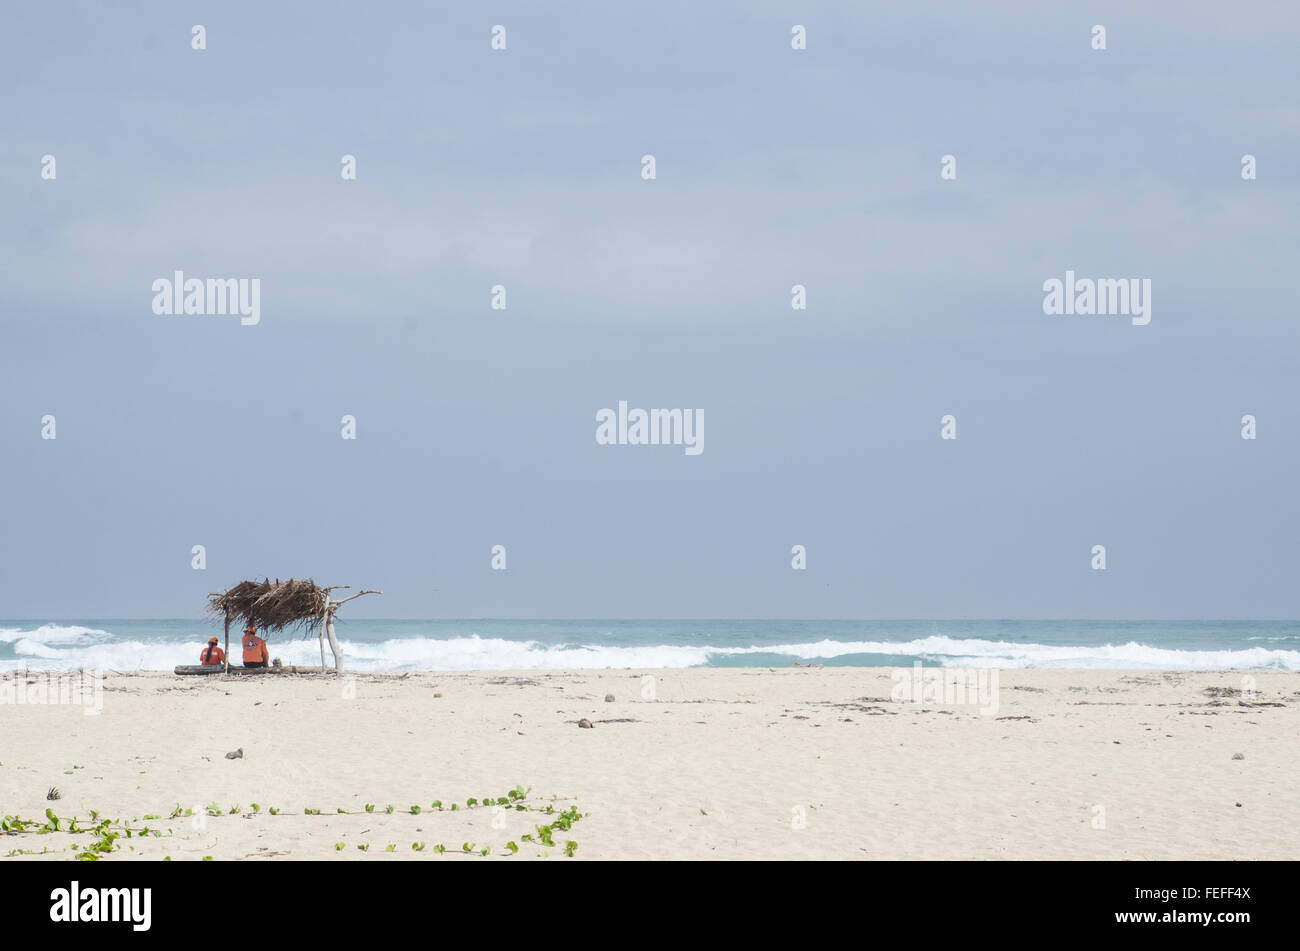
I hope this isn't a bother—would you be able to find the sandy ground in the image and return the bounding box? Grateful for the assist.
[1,666,1296,860]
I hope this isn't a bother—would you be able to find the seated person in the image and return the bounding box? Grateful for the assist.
[200,637,225,667]
[242,624,270,669]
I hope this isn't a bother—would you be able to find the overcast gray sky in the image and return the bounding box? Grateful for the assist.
[2,2,1298,619]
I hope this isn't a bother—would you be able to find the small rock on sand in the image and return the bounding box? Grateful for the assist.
[1232,752,1245,760]
[225,748,244,760]
[578,718,593,729]
[605,694,615,702]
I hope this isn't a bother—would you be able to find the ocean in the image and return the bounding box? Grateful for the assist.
[1,619,1298,672]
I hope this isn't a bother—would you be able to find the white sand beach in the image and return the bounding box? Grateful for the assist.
[2,667,1296,860]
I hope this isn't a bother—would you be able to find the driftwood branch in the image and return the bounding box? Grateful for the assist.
[333,589,382,606]
[322,590,383,673]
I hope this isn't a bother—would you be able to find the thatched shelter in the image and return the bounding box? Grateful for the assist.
[207,578,381,674]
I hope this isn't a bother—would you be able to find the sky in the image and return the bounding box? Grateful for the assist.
[2,1,1298,619]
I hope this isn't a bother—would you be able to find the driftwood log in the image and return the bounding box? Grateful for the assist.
[175,665,329,676]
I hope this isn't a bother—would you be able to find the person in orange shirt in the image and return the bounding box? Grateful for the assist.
[242,624,270,668]
[200,636,225,667]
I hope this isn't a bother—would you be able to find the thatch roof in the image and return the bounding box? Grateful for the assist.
[207,578,329,636]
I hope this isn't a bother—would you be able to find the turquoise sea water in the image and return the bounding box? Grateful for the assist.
[1,619,1298,671]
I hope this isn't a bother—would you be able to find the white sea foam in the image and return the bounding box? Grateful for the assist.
[707,635,1300,670]
[335,636,715,671]
[1,629,1297,672]
[0,624,112,645]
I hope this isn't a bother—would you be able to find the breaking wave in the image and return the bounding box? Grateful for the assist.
[1,625,1296,671]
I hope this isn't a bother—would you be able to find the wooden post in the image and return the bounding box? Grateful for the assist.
[325,606,343,674]
[319,615,328,669]
[223,610,231,674]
